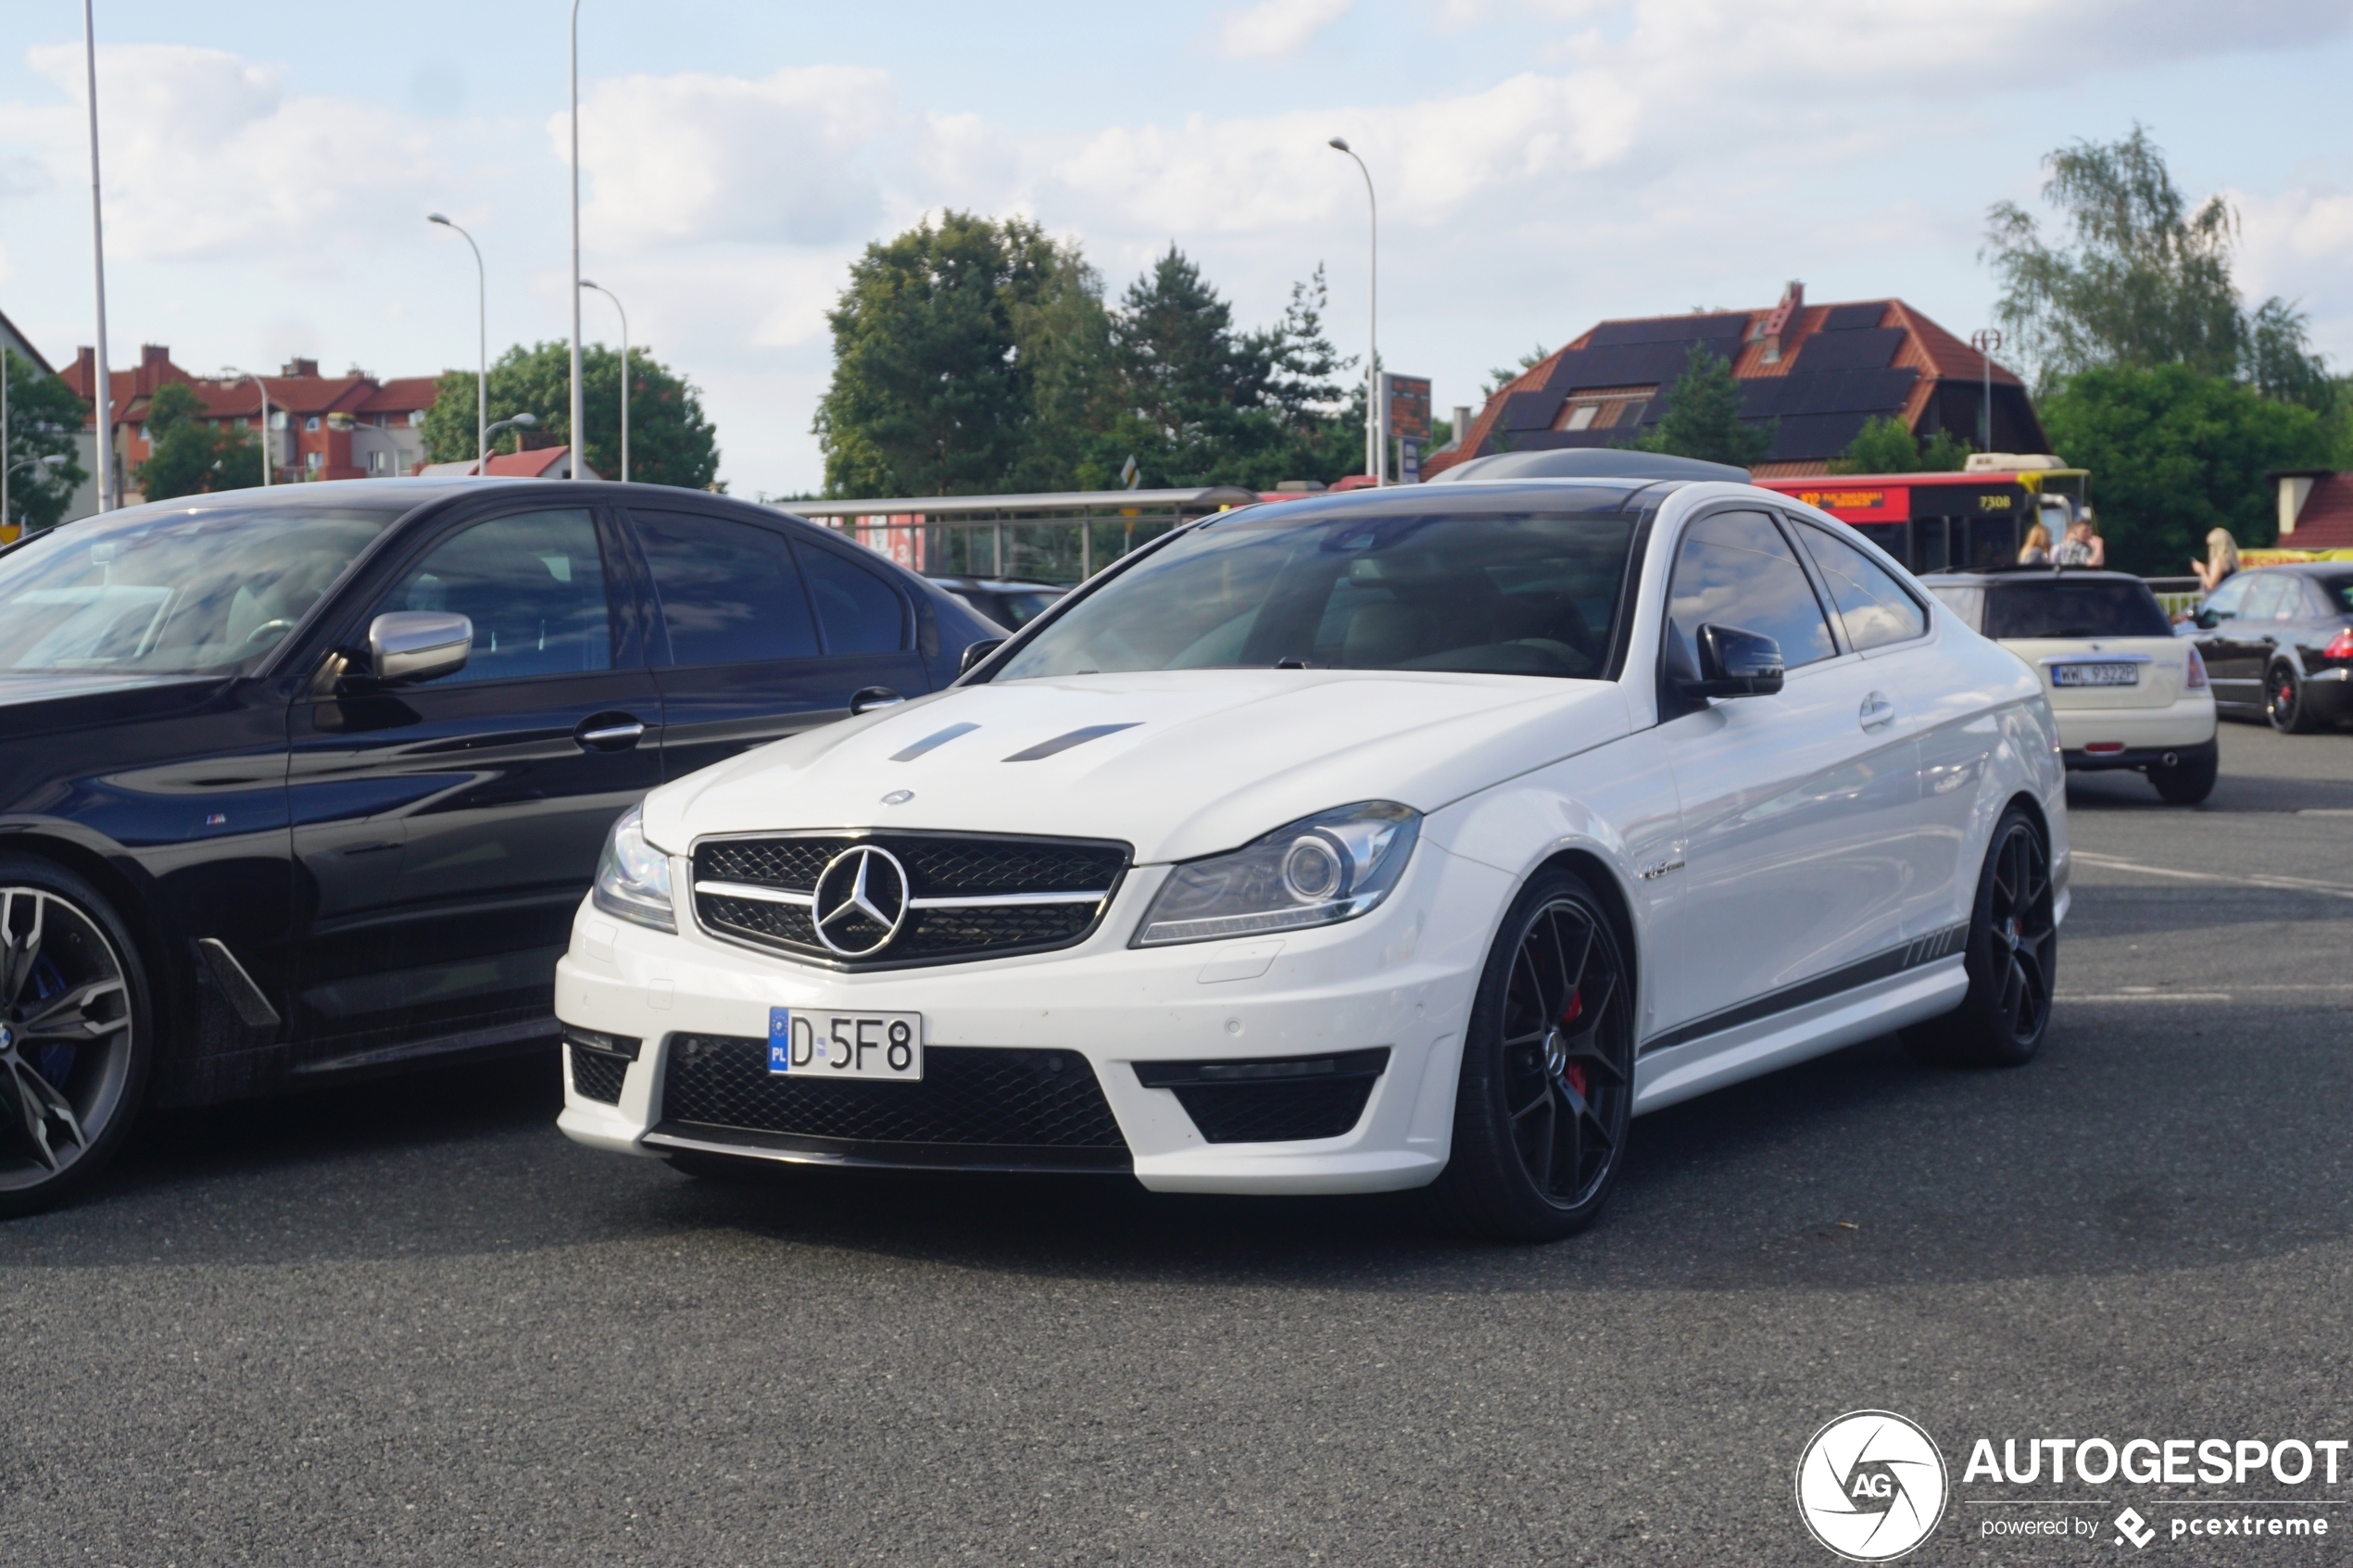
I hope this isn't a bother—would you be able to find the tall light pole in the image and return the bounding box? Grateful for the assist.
[568,0,585,481]
[220,368,272,486]
[580,278,627,483]
[83,0,115,512]
[1969,328,2005,453]
[1328,136,1379,484]
[428,214,487,476]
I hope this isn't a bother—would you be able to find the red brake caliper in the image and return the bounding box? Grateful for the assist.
[1560,989,1587,1099]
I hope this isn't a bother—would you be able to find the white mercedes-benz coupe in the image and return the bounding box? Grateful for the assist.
[555,458,2067,1241]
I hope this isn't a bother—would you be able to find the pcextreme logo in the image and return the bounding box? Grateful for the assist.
[1796,1411,1951,1562]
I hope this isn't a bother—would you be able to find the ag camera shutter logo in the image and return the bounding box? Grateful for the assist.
[1796,1411,1950,1562]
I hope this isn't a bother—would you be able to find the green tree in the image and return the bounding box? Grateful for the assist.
[4,349,90,531]
[1984,125,2329,404]
[1832,414,1970,474]
[424,341,718,489]
[134,382,262,501]
[2040,363,2330,573]
[1633,342,1774,468]
[815,211,1065,496]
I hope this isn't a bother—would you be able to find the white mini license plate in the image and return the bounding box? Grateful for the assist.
[2052,662,2139,687]
[767,1007,923,1080]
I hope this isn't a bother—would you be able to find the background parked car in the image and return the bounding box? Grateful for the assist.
[2181,563,2353,733]
[0,478,998,1215]
[925,575,1068,632]
[1922,567,2218,802]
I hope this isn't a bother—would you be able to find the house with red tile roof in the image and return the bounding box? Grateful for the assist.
[419,442,600,481]
[1425,282,2048,481]
[2271,471,2353,552]
[58,346,449,506]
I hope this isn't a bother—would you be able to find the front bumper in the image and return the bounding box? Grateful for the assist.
[554,844,1511,1194]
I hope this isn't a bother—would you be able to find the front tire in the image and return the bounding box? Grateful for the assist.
[2147,741,2218,805]
[1906,809,2057,1069]
[1426,868,1636,1243]
[2268,662,2320,734]
[0,857,153,1219]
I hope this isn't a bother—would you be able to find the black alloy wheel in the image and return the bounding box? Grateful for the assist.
[2267,662,2319,734]
[0,858,151,1218]
[1906,808,2057,1069]
[1427,868,1635,1242]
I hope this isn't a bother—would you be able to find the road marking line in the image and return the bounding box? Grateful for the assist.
[2059,992,2233,1003]
[2071,850,2353,900]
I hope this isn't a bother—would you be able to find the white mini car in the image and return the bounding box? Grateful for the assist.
[556,467,2068,1241]
[1921,569,2218,804]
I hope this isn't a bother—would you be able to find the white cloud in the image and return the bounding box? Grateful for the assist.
[1217,0,1356,59]
[564,66,896,250]
[22,44,443,265]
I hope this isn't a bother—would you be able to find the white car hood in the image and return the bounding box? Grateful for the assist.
[641,670,1631,863]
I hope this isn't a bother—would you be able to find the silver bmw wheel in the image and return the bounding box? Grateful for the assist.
[0,872,146,1214]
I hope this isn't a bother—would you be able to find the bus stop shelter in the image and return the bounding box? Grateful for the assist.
[787,487,1261,585]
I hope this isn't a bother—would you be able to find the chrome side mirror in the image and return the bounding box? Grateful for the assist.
[1681,623,1784,698]
[366,611,472,684]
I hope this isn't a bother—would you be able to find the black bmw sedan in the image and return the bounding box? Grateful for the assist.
[0,478,997,1214]
[2183,563,2353,732]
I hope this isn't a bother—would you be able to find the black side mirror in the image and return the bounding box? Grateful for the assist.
[959,638,1006,675]
[2193,608,2220,630]
[1680,623,1784,699]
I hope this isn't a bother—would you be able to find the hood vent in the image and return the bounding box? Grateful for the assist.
[1002,723,1141,762]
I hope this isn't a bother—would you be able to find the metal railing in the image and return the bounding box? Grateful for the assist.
[785,486,1262,585]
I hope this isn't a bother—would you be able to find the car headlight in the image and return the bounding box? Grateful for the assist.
[1133,801,1420,947]
[592,804,675,933]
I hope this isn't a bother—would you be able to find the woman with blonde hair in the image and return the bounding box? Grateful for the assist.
[2191,528,2239,592]
[2018,522,2052,566]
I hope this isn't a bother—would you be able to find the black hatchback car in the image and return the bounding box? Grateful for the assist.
[2182,563,2353,732]
[0,478,997,1213]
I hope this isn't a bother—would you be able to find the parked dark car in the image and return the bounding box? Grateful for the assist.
[0,478,999,1213]
[926,575,1068,632]
[2183,563,2353,732]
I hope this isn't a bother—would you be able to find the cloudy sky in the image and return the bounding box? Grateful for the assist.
[5,1,2353,497]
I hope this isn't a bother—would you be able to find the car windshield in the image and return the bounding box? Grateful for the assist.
[2320,575,2353,615]
[994,504,1641,681]
[0,505,400,675]
[1984,579,2172,640]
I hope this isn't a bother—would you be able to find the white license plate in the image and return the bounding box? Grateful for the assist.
[2052,663,2139,687]
[767,1007,923,1080]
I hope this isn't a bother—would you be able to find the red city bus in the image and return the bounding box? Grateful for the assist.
[1753,466,2088,574]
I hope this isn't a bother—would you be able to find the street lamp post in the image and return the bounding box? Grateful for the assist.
[1969,328,2005,453]
[568,0,585,481]
[220,369,272,486]
[428,214,488,477]
[479,411,537,474]
[83,0,115,512]
[580,278,627,483]
[1327,136,1379,484]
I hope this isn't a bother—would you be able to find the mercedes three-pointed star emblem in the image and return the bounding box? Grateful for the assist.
[811,845,911,957]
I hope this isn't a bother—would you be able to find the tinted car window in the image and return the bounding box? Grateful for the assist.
[379,508,611,683]
[2199,574,2252,620]
[800,546,908,655]
[0,505,396,673]
[2320,575,2353,615]
[1984,580,2173,640]
[634,510,820,666]
[1664,510,1836,673]
[995,507,1639,681]
[1796,522,1926,650]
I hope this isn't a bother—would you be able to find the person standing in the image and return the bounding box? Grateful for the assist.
[2018,522,2053,566]
[2055,514,2104,568]
[2191,528,2238,593]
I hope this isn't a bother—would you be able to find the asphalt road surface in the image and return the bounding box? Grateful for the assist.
[5,722,2349,1566]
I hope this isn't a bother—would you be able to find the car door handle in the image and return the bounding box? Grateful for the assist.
[575,714,648,751]
[1857,692,1897,730]
[849,685,906,716]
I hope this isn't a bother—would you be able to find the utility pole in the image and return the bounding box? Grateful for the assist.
[83,0,114,511]
[568,0,585,480]
[428,215,487,475]
[581,279,627,483]
[1969,328,2005,453]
